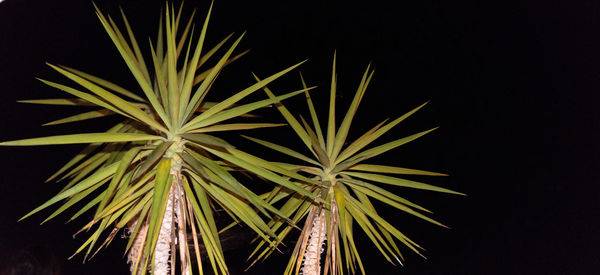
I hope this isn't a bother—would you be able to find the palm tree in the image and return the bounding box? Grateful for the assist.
[243,54,465,275]
[0,3,317,274]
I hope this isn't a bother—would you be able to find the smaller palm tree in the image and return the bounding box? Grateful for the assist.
[240,53,465,275]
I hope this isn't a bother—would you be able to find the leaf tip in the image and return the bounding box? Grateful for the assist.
[396,257,404,266]
[34,77,46,83]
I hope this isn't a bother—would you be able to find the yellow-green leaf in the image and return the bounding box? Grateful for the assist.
[342,171,464,195]
[349,164,448,176]
[43,109,115,126]
[0,133,161,146]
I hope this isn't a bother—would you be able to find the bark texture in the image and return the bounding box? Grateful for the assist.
[127,185,183,275]
[127,221,148,274]
[174,184,190,275]
[301,210,327,275]
[154,183,176,274]
[127,153,185,275]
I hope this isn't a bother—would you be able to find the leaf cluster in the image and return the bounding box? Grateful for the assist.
[0,3,463,275]
[2,3,315,274]
[244,53,464,275]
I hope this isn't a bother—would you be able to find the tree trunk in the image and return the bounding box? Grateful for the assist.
[128,221,148,274]
[301,209,327,275]
[128,154,185,275]
[154,183,176,274]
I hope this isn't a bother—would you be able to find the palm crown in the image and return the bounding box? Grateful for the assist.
[243,54,465,275]
[0,3,317,274]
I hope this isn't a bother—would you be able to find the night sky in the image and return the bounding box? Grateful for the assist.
[0,0,598,274]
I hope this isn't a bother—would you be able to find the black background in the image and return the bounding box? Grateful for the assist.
[0,0,598,274]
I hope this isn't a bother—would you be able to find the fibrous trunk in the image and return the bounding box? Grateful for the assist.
[301,209,327,275]
[154,183,176,274]
[128,158,187,275]
[128,221,147,274]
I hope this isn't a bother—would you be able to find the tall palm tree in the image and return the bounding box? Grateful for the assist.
[0,3,317,274]
[242,54,465,275]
